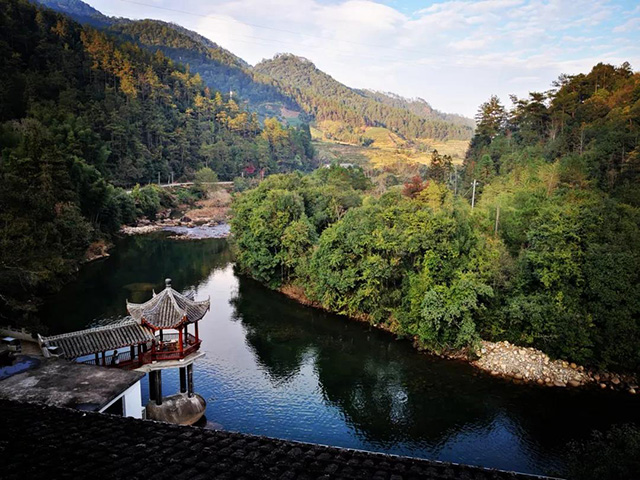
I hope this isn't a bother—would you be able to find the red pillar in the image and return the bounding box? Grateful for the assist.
[195,322,199,343]
[178,328,183,355]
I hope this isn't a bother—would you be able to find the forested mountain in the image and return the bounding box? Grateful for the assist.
[254,54,474,142]
[232,62,640,373]
[33,1,304,120]
[0,0,314,325]
[107,20,304,119]
[33,0,472,145]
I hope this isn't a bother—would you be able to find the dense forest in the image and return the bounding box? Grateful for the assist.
[255,54,474,143]
[0,0,314,326]
[232,62,640,373]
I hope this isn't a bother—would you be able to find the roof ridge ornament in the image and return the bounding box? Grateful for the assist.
[165,278,172,288]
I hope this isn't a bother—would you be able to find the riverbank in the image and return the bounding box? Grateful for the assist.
[278,284,639,395]
[121,189,232,238]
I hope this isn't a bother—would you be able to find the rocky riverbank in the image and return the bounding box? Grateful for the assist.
[472,340,638,394]
[122,189,232,237]
[120,217,229,237]
[278,284,639,395]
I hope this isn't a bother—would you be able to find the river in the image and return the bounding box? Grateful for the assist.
[40,232,640,477]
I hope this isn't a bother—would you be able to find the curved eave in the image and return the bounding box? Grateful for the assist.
[142,316,191,331]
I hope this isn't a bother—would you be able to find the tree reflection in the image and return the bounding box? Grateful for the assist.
[41,234,231,333]
[231,275,499,448]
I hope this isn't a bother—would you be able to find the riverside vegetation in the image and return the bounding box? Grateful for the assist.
[232,62,640,377]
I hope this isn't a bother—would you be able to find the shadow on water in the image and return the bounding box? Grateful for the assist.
[40,235,640,477]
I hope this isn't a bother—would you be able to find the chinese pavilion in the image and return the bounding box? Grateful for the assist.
[41,278,210,424]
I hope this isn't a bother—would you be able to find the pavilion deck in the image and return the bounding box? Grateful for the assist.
[80,332,201,369]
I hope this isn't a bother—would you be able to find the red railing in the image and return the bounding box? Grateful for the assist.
[80,332,201,368]
[140,334,201,363]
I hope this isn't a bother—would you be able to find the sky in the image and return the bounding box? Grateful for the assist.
[86,0,640,118]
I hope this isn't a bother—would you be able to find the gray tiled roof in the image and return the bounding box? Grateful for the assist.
[41,319,155,359]
[127,284,210,329]
[0,400,558,480]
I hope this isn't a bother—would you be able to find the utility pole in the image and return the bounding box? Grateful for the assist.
[471,179,477,209]
[494,204,500,235]
[454,168,458,196]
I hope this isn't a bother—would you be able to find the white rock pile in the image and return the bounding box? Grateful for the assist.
[472,341,639,394]
[473,340,591,388]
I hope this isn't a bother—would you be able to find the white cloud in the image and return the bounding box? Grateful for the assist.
[614,17,640,33]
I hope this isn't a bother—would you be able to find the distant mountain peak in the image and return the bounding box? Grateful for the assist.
[33,0,112,27]
[272,53,314,64]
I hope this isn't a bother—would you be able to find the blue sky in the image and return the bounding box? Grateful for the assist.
[87,0,640,117]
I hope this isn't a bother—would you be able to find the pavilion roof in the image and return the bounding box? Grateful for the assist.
[126,279,210,329]
[41,319,155,360]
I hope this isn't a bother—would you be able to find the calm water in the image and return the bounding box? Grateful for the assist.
[41,233,640,477]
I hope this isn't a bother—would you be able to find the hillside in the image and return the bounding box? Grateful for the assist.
[108,19,304,121]
[254,54,474,143]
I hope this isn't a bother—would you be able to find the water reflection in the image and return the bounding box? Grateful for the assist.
[40,235,640,477]
[41,234,231,334]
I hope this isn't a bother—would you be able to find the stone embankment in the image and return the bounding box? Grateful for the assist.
[473,340,638,394]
